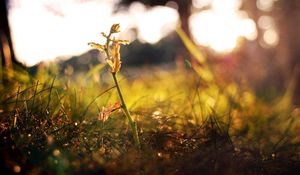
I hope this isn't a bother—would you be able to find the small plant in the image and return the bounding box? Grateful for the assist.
[88,24,140,148]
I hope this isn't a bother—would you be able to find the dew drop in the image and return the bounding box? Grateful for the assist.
[53,149,61,157]
[271,153,275,158]
[13,165,21,173]
[47,135,54,145]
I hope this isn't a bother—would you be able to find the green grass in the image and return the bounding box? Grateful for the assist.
[1,26,300,175]
[1,63,300,175]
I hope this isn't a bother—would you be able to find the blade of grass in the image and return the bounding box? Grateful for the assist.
[55,89,68,120]
[176,26,206,64]
[31,80,39,112]
[13,86,20,128]
[45,76,56,114]
[81,85,116,118]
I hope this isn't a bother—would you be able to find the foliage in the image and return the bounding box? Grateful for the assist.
[1,26,300,175]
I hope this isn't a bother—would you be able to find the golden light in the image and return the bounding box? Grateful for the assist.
[256,0,274,12]
[258,15,275,30]
[263,29,279,47]
[128,2,179,44]
[190,0,257,53]
[192,0,211,9]
[212,0,242,12]
[8,0,179,66]
[257,15,278,48]
[9,0,117,66]
[13,165,21,173]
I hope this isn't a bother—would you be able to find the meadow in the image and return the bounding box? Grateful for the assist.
[1,25,300,175]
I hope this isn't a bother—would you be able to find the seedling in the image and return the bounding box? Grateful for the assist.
[89,24,140,148]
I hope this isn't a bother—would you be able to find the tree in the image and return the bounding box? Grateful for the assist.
[118,0,192,37]
[0,0,23,83]
[274,0,300,103]
[242,0,300,104]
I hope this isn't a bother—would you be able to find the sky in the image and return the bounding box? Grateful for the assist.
[7,0,274,66]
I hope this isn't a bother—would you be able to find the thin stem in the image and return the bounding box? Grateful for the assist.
[112,72,140,148]
[101,27,141,149]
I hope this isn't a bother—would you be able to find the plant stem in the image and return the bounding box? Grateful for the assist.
[112,72,140,148]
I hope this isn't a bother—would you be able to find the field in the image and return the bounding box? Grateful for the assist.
[1,28,300,175]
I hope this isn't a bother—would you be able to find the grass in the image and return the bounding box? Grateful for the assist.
[1,25,300,175]
[1,64,300,175]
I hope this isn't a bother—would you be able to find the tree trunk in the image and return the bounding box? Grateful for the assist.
[0,0,24,83]
[275,0,300,104]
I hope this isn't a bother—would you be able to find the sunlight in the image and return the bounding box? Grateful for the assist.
[263,29,279,47]
[119,2,179,44]
[257,15,278,48]
[258,16,275,30]
[8,0,178,66]
[256,0,274,12]
[190,0,257,53]
[9,0,117,66]
[192,0,212,9]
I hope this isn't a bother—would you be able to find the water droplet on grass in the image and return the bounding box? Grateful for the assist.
[53,149,61,157]
[13,165,21,173]
[272,153,275,158]
[47,135,54,145]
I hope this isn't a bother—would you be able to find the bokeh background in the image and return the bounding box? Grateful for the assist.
[1,0,300,103]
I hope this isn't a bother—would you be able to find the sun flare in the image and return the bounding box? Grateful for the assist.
[8,0,178,66]
[190,0,257,53]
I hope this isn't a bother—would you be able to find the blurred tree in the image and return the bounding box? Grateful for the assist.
[118,0,192,37]
[118,0,193,67]
[273,0,300,71]
[0,0,23,83]
[274,0,300,103]
[242,0,300,104]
